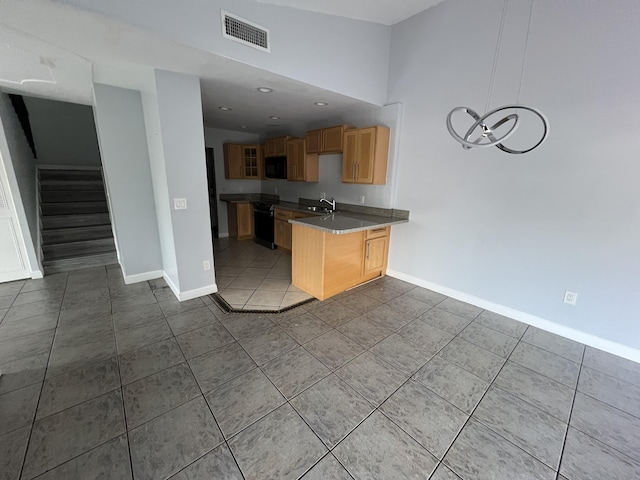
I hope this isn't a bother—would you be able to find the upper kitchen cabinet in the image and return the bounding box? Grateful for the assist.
[342,126,390,184]
[223,143,262,180]
[265,136,290,157]
[287,138,319,182]
[305,125,353,154]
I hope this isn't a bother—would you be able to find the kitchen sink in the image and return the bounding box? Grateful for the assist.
[305,206,333,214]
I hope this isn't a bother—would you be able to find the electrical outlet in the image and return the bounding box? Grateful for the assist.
[359,195,365,204]
[320,192,326,199]
[203,260,211,271]
[563,290,578,305]
[173,198,187,210]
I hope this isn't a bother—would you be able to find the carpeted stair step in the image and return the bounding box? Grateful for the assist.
[41,213,111,230]
[38,169,103,182]
[42,238,116,261]
[42,225,114,245]
[41,201,109,216]
[39,180,105,191]
[40,190,107,203]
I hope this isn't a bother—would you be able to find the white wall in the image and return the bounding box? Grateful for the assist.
[154,69,215,296]
[0,93,40,277]
[54,0,390,105]
[92,84,163,282]
[387,0,640,353]
[203,127,261,237]
[138,71,179,289]
[23,96,102,167]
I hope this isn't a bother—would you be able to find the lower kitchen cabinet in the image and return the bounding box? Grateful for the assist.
[227,202,253,240]
[363,227,390,275]
[274,208,314,251]
[292,224,390,300]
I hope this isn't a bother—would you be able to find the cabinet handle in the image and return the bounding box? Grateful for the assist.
[366,242,370,259]
[352,164,356,180]
[356,163,359,180]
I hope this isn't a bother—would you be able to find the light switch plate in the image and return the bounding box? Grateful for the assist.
[174,198,187,210]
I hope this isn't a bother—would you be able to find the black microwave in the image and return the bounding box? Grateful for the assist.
[264,156,287,179]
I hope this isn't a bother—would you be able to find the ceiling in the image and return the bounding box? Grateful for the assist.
[255,0,446,25]
[0,0,442,136]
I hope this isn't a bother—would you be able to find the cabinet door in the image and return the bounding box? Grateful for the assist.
[342,130,358,183]
[242,145,260,179]
[355,127,377,184]
[236,203,254,239]
[305,130,322,154]
[322,125,345,153]
[223,144,244,179]
[364,236,388,275]
[274,218,286,247]
[274,137,288,156]
[274,218,292,250]
[265,138,277,157]
[286,140,299,181]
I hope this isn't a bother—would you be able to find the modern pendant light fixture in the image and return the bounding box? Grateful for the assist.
[446,0,549,154]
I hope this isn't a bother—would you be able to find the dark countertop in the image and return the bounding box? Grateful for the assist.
[219,193,409,233]
[289,211,408,234]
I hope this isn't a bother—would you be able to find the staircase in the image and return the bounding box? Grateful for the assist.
[39,168,117,274]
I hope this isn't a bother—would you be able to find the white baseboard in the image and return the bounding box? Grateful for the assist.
[386,269,640,364]
[123,269,163,285]
[178,284,218,301]
[162,273,217,302]
[218,232,229,238]
[30,270,43,279]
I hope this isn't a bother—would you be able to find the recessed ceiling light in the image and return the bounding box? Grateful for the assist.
[257,87,273,93]
[218,106,232,111]
[269,115,280,120]
[240,125,248,129]
[314,101,329,106]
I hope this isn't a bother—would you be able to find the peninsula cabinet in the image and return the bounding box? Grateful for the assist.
[287,138,319,182]
[274,208,314,251]
[223,144,261,179]
[292,224,391,300]
[342,126,390,184]
[265,136,290,157]
[306,125,353,154]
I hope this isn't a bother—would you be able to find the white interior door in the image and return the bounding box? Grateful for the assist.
[0,156,30,282]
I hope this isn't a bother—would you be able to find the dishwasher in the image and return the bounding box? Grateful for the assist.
[253,202,276,249]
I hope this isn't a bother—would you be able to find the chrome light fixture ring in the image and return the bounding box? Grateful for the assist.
[446,106,520,149]
[446,104,549,154]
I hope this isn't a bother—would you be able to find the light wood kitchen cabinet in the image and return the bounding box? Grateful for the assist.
[265,136,290,157]
[274,207,314,251]
[223,144,261,179]
[223,143,243,179]
[227,202,253,240]
[305,125,353,154]
[363,227,390,276]
[292,224,391,300]
[287,138,319,182]
[342,126,390,184]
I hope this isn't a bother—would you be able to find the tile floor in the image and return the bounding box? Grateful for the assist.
[1,265,640,479]
[213,238,313,311]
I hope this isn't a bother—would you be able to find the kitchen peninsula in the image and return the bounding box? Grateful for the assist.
[290,207,408,300]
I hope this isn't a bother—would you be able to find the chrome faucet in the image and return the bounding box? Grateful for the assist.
[319,196,336,210]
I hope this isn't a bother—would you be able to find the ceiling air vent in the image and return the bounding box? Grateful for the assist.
[221,11,270,53]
